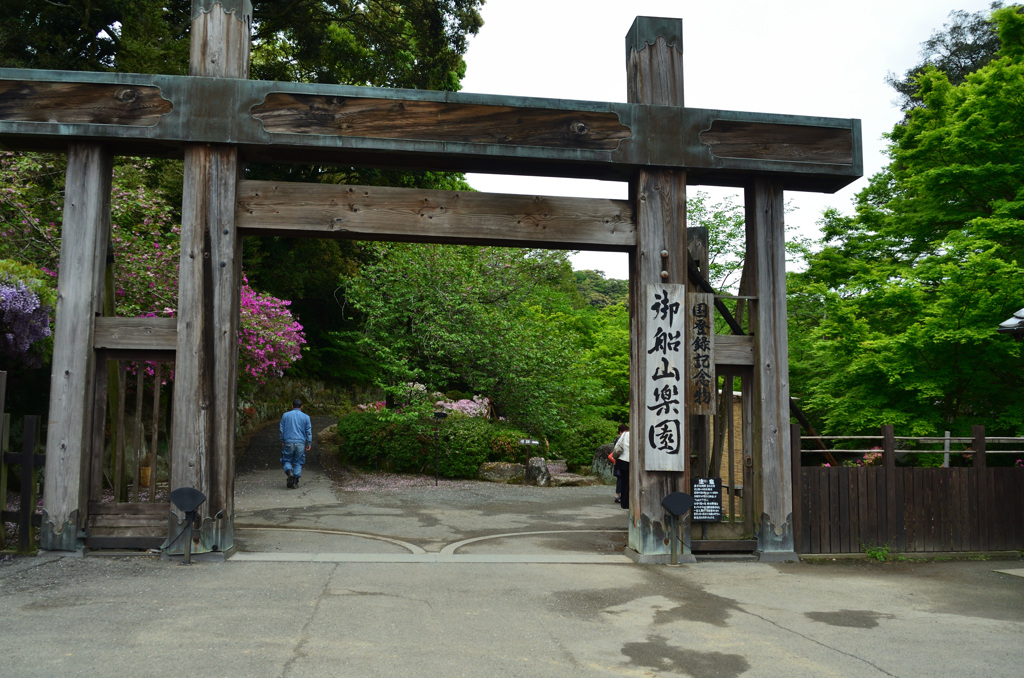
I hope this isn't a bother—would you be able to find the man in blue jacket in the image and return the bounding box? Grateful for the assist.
[280,398,312,488]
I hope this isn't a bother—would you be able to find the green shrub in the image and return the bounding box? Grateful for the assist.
[338,409,434,473]
[487,425,531,463]
[435,416,491,478]
[334,410,380,466]
[336,408,619,479]
[551,416,618,471]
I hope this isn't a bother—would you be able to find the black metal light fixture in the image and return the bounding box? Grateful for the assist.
[169,487,206,565]
[661,491,694,566]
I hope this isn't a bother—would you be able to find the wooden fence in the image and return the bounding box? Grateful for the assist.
[792,424,1024,554]
[0,415,45,553]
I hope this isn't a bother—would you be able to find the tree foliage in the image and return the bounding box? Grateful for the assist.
[886,2,1006,113]
[345,243,605,434]
[0,0,487,395]
[790,5,1024,438]
[251,0,483,91]
[0,0,483,87]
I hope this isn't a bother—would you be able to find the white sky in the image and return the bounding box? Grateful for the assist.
[459,0,998,279]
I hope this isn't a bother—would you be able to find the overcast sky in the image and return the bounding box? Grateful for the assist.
[458,0,999,279]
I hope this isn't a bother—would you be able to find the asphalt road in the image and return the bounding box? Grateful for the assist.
[2,418,1022,677]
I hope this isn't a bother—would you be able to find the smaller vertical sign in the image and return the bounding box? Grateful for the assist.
[687,292,715,416]
[691,477,723,522]
[644,284,685,472]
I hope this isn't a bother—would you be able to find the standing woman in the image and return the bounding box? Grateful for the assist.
[612,424,630,510]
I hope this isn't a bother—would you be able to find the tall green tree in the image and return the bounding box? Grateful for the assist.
[886,2,1005,114]
[790,5,1024,439]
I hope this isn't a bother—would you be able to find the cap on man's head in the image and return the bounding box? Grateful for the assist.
[293,398,303,408]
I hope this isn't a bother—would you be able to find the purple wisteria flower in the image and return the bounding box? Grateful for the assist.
[0,278,51,368]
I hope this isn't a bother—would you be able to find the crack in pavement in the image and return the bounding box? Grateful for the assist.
[738,606,898,677]
[279,563,338,678]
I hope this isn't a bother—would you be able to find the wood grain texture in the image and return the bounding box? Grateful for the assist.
[236,180,635,250]
[626,22,690,559]
[41,143,112,549]
[700,120,854,165]
[210,154,242,526]
[172,144,241,541]
[741,369,755,537]
[172,144,214,522]
[685,229,712,477]
[88,352,108,504]
[93,317,177,350]
[252,93,630,150]
[714,334,754,366]
[798,465,1024,554]
[189,1,251,78]
[0,81,171,125]
[0,69,862,191]
[168,2,249,554]
[746,178,795,554]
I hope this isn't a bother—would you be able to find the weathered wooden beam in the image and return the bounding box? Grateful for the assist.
[714,334,755,367]
[699,120,853,164]
[687,228,713,482]
[41,143,113,552]
[0,69,862,192]
[236,180,635,250]
[168,0,248,557]
[251,93,630,149]
[746,177,797,561]
[0,80,171,125]
[626,17,692,563]
[93,317,177,351]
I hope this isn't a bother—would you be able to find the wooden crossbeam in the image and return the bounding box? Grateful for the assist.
[93,317,177,351]
[0,69,862,192]
[236,180,635,250]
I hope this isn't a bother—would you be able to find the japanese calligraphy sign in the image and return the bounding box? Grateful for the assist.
[687,293,715,416]
[644,284,686,471]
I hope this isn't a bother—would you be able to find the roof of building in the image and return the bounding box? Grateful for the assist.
[998,307,1024,334]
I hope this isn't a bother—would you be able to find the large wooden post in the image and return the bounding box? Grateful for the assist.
[41,143,113,551]
[626,17,692,563]
[168,0,250,556]
[745,178,797,560]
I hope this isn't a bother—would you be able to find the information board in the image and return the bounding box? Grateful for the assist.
[691,477,723,522]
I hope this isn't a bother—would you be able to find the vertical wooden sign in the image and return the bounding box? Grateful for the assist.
[687,292,715,416]
[644,284,686,471]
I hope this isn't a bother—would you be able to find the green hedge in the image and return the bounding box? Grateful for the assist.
[550,416,619,471]
[335,410,530,479]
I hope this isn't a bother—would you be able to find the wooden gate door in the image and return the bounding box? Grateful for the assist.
[689,368,758,555]
[85,351,174,549]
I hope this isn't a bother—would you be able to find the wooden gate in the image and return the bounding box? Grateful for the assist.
[691,371,758,554]
[2,4,863,559]
[85,352,174,549]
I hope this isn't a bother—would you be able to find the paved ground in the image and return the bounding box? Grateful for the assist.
[2,418,1023,677]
